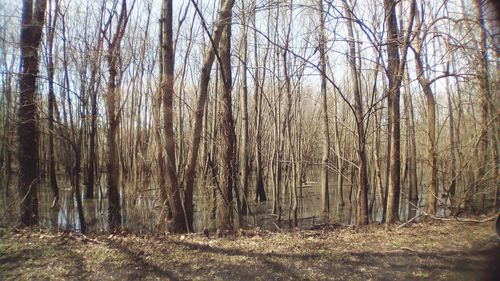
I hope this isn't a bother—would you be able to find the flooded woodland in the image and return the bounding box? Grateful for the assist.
[0,0,499,279]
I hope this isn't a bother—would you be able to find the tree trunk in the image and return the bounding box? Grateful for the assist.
[474,0,491,212]
[318,0,330,214]
[384,0,415,223]
[239,0,249,215]
[342,0,368,225]
[254,3,269,204]
[46,0,59,204]
[384,0,401,223]
[403,68,418,219]
[413,8,438,216]
[216,4,236,231]
[160,0,186,233]
[104,0,131,231]
[183,0,236,232]
[18,0,47,226]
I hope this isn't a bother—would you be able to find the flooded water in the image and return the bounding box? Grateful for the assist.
[0,171,380,233]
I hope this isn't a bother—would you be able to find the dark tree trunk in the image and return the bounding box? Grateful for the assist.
[85,80,98,199]
[384,0,415,223]
[239,0,249,215]
[104,0,131,231]
[46,0,59,205]
[18,0,47,226]
[160,0,186,233]
[217,4,236,231]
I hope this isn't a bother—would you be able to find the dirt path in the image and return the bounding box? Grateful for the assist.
[1,220,498,280]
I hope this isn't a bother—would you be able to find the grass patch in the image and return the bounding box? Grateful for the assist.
[0,219,498,280]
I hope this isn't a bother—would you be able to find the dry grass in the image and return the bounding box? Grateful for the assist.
[0,219,498,280]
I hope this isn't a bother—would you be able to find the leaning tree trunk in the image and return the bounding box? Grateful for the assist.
[413,6,438,216]
[18,0,47,226]
[183,0,236,232]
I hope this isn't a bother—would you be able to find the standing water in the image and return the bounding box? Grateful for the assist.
[1,170,372,233]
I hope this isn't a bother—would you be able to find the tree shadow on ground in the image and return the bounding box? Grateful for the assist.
[169,239,499,280]
[0,243,90,279]
[106,240,181,281]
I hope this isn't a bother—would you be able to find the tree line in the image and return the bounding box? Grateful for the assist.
[1,0,498,234]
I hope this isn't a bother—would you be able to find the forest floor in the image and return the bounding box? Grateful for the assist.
[0,217,498,281]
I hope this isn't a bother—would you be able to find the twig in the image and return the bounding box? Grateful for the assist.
[78,233,107,245]
[396,214,422,229]
[273,222,284,232]
[401,195,497,224]
[401,247,417,252]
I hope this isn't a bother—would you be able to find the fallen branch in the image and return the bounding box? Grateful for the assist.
[401,247,417,252]
[78,234,107,245]
[396,214,422,229]
[401,194,497,224]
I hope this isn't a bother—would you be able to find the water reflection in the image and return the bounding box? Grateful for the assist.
[1,171,380,233]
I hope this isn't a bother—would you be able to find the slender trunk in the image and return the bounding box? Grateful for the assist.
[46,0,59,204]
[254,4,269,204]
[474,0,490,212]
[403,68,418,219]
[282,2,297,227]
[74,127,86,233]
[343,0,368,225]
[239,0,249,215]
[104,0,131,231]
[318,0,330,214]
[413,3,438,215]
[86,75,98,199]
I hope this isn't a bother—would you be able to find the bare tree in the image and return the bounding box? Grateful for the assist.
[342,0,369,225]
[384,0,415,223]
[318,0,331,214]
[18,0,47,226]
[159,0,186,233]
[183,0,236,232]
[102,0,134,230]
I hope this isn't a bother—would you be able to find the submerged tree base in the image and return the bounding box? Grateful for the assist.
[1,219,498,280]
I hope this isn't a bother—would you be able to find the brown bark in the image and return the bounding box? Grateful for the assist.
[384,0,415,223]
[254,2,269,204]
[216,2,236,231]
[318,0,331,214]
[18,0,47,226]
[239,0,249,215]
[413,5,439,216]
[474,0,491,212]
[183,0,236,232]
[46,0,59,204]
[342,0,369,225]
[160,0,186,234]
[104,0,131,231]
[403,68,418,219]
